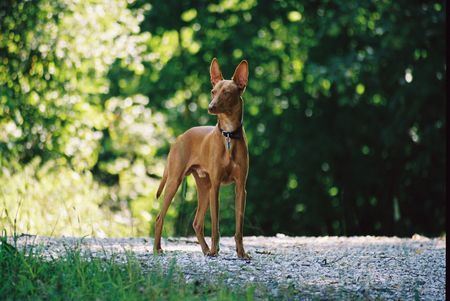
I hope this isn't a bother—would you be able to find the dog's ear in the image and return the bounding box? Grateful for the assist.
[232,60,248,91]
[210,58,223,87]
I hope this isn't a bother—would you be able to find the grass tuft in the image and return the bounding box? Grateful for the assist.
[0,232,255,301]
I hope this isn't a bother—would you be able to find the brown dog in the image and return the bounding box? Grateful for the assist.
[153,58,250,259]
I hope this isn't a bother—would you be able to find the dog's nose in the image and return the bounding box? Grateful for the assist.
[208,103,216,111]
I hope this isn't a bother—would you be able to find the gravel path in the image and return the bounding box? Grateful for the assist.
[11,235,446,300]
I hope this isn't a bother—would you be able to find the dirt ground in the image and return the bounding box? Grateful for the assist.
[12,234,446,300]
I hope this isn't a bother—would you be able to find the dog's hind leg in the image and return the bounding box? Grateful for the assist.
[153,176,182,254]
[192,172,211,255]
[153,148,185,254]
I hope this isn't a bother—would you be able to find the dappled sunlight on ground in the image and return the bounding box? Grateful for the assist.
[8,235,446,300]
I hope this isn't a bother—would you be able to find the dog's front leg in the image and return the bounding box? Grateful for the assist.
[208,184,220,256]
[235,178,250,259]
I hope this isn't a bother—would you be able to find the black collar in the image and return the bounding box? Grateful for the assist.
[218,123,243,139]
[218,106,244,140]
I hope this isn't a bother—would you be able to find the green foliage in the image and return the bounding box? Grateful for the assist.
[0,236,255,300]
[129,0,445,237]
[0,0,147,166]
[0,0,174,237]
[0,0,445,237]
[1,158,127,237]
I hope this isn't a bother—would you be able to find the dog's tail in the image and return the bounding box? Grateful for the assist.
[156,167,168,199]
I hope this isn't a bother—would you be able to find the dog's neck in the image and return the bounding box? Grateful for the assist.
[217,99,243,132]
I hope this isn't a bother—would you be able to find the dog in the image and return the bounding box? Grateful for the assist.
[153,58,250,259]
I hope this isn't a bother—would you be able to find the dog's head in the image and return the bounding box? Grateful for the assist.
[208,58,248,115]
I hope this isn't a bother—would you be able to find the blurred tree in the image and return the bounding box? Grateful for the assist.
[0,0,445,237]
[0,0,171,236]
[122,0,445,237]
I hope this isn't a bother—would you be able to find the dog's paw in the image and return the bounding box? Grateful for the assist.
[153,248,164,256]
[237,252,251,260]
[206,251,218,257]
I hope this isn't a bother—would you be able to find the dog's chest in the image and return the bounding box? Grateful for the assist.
[220,156,238,184]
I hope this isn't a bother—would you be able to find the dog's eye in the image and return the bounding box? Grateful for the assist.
[211,90,215,95]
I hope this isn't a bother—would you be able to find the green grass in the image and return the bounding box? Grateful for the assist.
[0,234,256,301]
